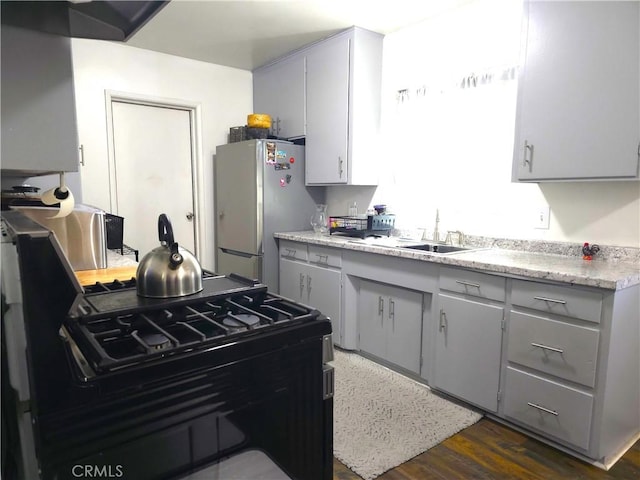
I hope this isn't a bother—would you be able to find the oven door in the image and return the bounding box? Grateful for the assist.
[40,332,330,480]
[180,450,291,479]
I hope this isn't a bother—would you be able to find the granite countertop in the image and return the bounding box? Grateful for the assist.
[275,231,640,291]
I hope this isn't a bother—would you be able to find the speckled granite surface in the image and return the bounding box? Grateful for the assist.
[275,231,640,290]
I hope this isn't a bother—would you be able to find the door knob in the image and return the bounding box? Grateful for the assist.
[186,212,194,221]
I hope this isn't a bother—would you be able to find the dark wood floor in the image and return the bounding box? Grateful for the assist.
[333,418,640,480]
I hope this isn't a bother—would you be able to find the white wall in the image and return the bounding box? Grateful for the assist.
[71,39,253,268]
[326,0,640,248]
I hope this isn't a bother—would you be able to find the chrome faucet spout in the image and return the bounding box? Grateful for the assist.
[433,209,440,243]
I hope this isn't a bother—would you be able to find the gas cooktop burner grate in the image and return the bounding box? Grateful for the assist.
[66,284,321,373]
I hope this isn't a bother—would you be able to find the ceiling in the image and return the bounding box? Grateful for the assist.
[126,0,473,71]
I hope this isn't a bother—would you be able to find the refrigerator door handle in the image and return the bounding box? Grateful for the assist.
[219,248,257,258]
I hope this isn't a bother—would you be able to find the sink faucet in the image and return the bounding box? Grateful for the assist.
[433,209,440,243]
[445,230,465,246]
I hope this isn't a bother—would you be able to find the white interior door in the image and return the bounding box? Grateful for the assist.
[111,101,195,258]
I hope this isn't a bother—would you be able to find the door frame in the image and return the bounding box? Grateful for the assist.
[104,90,204,258]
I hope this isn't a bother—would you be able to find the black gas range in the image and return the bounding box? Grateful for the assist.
[1,211,334,480]
[65,273,326,376]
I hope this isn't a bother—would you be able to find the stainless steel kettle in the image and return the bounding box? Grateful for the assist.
[136,214,203,298]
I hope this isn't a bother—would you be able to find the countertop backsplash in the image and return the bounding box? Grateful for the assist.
[461,235,640,263]
[391,229,639,262]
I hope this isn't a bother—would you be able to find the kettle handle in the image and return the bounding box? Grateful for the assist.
[158,214,175,245]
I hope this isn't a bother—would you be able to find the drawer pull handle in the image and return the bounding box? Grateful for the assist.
[534,296,567,305]
[531,342,564,354]
[285,248,296,257]
[439,309,447,332]
[527,402,558,416]
[315,254,329,263]
[456,280,480,288]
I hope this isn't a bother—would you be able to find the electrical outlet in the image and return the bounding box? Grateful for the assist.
[534,205,550,229]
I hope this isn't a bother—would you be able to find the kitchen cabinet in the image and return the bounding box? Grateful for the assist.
[512,1,639,181]
[433,267,505,412]
[435,293,503,412]
[504,279,602,451]
[1,25,79,175]
[279,241,343,345]
[358,279,423,374]
[253,55,305,139]
[305,27,383,185]
[503,278,639,460]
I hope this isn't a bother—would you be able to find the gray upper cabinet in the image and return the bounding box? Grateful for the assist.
[513,1,640,181]
[252,27,383,185]
[1,25,79,175]
[253,55,306,139]
[305,33,350,184]
[306,27,383,185]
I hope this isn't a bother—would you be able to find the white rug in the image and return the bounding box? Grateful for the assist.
[332,350,482,480]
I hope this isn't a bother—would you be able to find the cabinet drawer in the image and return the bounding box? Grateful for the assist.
[511,280,602,324]
[279,241,307,261]
[508,312,599,387]
[440,267,506,302]
[308,245,341,268]
[504,367,593,451]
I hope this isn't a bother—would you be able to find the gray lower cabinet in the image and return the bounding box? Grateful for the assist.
[279,242,342,344]
[504,278,640,464]
[358,279,423,374]
[504,367,594,451]
[433,293,503,412]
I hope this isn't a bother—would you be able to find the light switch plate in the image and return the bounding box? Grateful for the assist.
[534,205,550,229]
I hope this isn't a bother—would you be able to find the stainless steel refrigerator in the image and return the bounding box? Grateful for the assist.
[215,139,325,292]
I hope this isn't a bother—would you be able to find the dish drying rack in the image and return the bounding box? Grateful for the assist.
[329,215,395,239]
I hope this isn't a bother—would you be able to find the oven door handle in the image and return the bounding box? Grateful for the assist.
[322,364,334,400]
[59,326,96,381]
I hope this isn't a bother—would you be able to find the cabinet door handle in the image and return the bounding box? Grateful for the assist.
[389,299,395,331]
[533,296,567,305]
[523,140,534,171]
[338,156,344,178]
[299,273,305,297]
[531,342,564,354]
[455,280,480,289]
[315,253,328,264]
[378,296,384,325]
[307,274,312,297]
[527,402,558,416]
[439,308,447,332]
[79,144,85,166]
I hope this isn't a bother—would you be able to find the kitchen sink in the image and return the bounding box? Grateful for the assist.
[346,237,478,254]
[401,244,471,254]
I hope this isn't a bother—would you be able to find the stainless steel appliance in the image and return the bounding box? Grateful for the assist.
[9,204,107,270]
[215,140,324,292]
[1,210,334,480]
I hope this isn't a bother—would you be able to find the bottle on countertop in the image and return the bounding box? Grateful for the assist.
[348,201,358,217]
